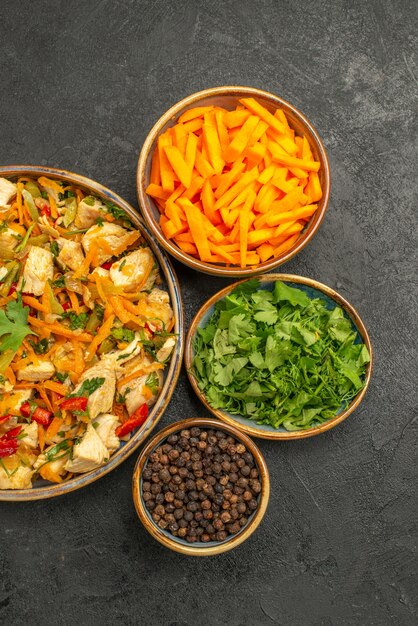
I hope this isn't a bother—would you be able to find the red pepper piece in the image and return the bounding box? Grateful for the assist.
[1,426,22,440]
[20,402,53,426]
[60,396,88,412]
[115,403,149,438]
[0,441,18,457]
[8,283,17,296]
[101,261,113,270]
[0,414,13,424]
[62,302,70,311]
[0,426,22,458]
[41,205,51,217]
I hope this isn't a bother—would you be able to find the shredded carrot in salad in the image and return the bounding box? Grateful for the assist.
[0,175,176,490]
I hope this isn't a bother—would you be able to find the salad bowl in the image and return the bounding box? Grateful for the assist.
[0,165,184,501]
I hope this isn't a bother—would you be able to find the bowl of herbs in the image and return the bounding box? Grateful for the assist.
[185,275,372,439]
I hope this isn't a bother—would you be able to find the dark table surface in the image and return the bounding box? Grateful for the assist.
[1,1,417,625]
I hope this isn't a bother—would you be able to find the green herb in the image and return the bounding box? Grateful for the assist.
[111,326,135,343]
[57,431,66,438]
[119,259,126,271]
[52,276,65,288]
[192,280,370,432]
[71,377,105,398]
[0,458,19,478]
[55,372,68,383]
[40,190,48,199]
[35,440,72,471]
[58,189,75,201]
[116,388,130,403]
[83,196,96,206]
[104,200,127,221]
[29,338,48,354]
[16,432,27,440]
[0,295,34,354]
[50,241,60,257]
[145,372,159,395]
[62,311,89,330]
[95,216,104,226]
[14,224,35,253]
[63,229,89,236]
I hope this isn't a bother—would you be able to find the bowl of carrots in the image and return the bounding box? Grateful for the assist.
[137,86,330,277]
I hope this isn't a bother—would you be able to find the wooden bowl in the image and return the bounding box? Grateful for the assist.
[185,274,373,440]
[0,165,184,501]
[132,418,270,556]
[137,86,330,277]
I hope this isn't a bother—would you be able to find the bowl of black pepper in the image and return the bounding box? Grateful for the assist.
[132,418,270,556]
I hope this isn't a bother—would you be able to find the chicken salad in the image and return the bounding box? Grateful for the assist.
[0,176,176,489]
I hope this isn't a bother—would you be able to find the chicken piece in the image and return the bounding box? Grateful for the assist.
[136,287,173,332]
[23,246,54,296]
[64,423,109,473]
[156,337,176,363]
[75,197,106,229]
[0,378,13,394]
[20,422,39,449]
[90,266,109,279]
[0,227,20,250]
[0,178,17,210]
[109,248,155,293]
[82,223,139,267]
[73,361,116,419]
[120,370,163,416]
[92,414,120,452]
[38,213,60,239]
[56,237,85,272]
[104,333,142,368]
[17,360,55,382]
[0,464,33,489]
[34,444,70,482]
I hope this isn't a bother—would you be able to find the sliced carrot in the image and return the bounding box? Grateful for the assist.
[145,184,170,201]
[215,110,229,153]
[150,148,161,185]
[203,113,224,175]
[268,141,320,171]
[164,146,192,188]
[240,98,287,134]
[257,243,275,263]
[173,123,187,157]
[185,132,198,178]
[178,106,214,124]
[46,417,64,440]
[180,199,212,262]
[223,115,260,162]
[38,425,45,451]
[239,190,256,267]
[183,118,203,133]
[214,160,246,199]
[224,110,250,128]
[266,204,317,227]
[158,132,174,192]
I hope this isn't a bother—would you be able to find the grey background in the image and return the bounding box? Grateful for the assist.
[0,1,417,625]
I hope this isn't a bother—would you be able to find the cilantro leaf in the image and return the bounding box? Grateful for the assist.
[0,295,35,354]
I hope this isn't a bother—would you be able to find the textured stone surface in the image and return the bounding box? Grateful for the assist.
[0,1,417,624]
